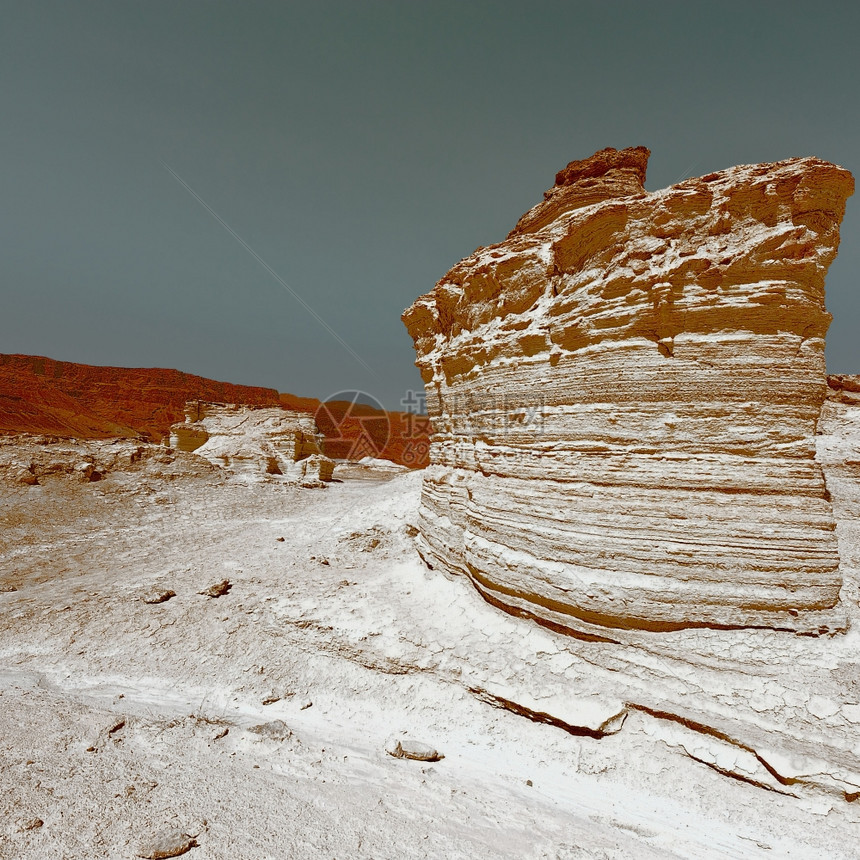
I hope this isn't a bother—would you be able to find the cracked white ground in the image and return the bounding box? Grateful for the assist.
[1,450,859,859]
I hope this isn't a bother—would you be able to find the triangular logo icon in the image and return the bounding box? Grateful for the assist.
[349,432,379,460]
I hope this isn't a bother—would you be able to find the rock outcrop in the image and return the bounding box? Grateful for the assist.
[0,354,431,468]
[403,147,854,635]
[0,434,218,485]
[169,401,334,483]
[817,376,860,607]
[0,354,282,440]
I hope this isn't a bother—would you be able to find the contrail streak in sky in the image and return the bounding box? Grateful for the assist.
[160,160,378,380]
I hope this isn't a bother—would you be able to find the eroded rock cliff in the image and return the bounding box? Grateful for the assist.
[0,354,282,440]
[169,401,334,484]
[0,354,431,468]
[403,147,854,634]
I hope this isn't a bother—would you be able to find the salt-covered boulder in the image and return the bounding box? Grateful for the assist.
[403,147,854,634]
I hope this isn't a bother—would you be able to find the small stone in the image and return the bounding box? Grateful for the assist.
[808,696,840,719]
[15,468,39,486]
[142,589,176,605]
[199,580,231,598]
[74,461,96,482]
[136,829,198,859]
[384,737,444,762]
[248,720,292,740]
[18,818,43,831]
[212,727,229,741]
[526,779,533,787]
[276,537,285,542]
[842,704,860,724]
[261,692,281,706]
[299,699,313,710]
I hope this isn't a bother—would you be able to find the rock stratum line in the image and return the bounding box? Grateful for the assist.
[403,147,855,634]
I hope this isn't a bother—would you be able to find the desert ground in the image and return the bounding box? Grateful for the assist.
[1,438,859,859]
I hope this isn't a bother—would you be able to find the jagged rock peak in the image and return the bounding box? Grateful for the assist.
[554,145,650,186]
[510,145,650,236]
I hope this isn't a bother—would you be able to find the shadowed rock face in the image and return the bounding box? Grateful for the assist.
[403,147,855,635]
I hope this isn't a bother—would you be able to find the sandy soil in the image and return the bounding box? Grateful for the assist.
[1,459,859,858]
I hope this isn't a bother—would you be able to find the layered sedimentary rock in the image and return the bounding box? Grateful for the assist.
[0,354,282,440]
[403,147,854,634]
[817,376,860,590]
[0,354,431,468]
[169,401,334,483]
[0,435,218,486]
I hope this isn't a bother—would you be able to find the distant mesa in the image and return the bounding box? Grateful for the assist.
[0,354,430,468]
[0,353,280,441]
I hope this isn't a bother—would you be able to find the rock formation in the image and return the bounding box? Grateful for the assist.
[0,354,283,440]
[403,147,854,635]
[169,401,334,484]
[817,376,860,600]
[0,434,217,486]
[0,354,431,468]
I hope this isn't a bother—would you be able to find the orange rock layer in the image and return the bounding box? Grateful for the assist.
[0,354,282,441]
[0,355,430,468]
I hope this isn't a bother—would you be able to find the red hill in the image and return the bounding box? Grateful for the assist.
[280,393,430,468]
[0,354,429,467]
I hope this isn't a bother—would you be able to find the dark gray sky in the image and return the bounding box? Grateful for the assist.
[2,1,858,407]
